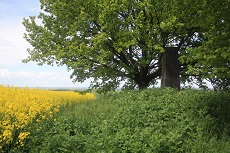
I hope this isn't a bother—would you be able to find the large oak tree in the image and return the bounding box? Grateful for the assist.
[23,0,229,91]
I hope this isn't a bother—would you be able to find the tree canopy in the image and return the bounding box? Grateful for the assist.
[180,0,230,90]
[23,0,229,91]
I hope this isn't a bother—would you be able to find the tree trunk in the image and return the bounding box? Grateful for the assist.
[138,80,149,89]
[161,47,180,90]
[134,73,149,90]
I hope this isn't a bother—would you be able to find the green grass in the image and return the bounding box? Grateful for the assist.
[12,88,230,152]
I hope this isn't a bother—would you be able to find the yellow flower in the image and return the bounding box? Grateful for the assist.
[18,132,30,141]
[3,130,12,142]
[0,85,95,147]
[17,132,30,146]
[53,107,59,113]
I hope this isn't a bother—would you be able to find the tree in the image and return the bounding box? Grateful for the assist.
[180,0,230,90]
[23,0,229,91]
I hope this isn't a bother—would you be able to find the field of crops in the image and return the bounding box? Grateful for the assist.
[0,85,95,151]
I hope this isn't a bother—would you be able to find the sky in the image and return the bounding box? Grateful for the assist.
[0,0,91,88]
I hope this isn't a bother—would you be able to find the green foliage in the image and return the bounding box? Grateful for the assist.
[11,89,230,152]
[22,0,229,91]
[74,89,91,95]
[179,0,230,90]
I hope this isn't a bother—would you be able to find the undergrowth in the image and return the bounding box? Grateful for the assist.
[10,88,230,152]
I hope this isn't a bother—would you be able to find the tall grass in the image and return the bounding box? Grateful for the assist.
[15,88,230,152]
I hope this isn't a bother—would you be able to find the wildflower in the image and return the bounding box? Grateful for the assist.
[17,132,30,146]
[18,132,30,141]
[0,85,95,148]
[3,130,12,143]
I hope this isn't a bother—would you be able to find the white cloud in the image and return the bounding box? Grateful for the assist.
[0,68,62,80]
[0,68,11,77]
[0,19,30,65]
[0,68,91,87]
[0,1,40,65]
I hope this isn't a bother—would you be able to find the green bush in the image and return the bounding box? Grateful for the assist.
[12,89,230,152]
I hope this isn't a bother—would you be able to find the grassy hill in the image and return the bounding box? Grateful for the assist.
[17,88,230,152]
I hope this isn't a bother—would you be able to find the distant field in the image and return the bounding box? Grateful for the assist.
[21,87,89,91]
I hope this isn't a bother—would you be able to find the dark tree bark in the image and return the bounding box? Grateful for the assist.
[136,77,150,89]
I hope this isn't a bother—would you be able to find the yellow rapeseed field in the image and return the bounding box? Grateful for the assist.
[0,85,95,149]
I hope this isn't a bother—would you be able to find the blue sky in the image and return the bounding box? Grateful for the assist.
[0,0,91,88]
